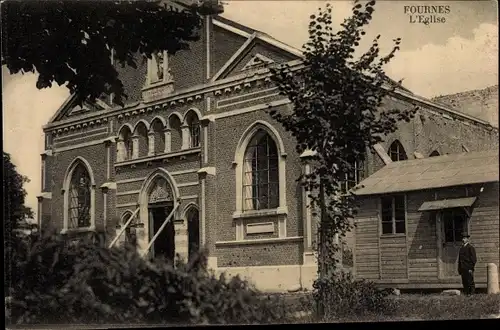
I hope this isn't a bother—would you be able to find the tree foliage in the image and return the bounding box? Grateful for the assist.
[1,0,221,106]
[4,152,34,295]
[267,0,417,311]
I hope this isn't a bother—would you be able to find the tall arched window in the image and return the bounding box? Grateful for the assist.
[243,130,279,211]
[68,163,91,228]
[388,140,408,162]
[429,150,440,157]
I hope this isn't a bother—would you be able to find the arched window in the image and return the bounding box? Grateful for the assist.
[150,117,166,155]
[242,130,279,211]
[121,211,137,247]
[429,150,440,157]
[169,114,183,151]
[185,111,200,148]
[68,163,92,228]
[388,140,408,162]
[134,121,149,158]
[118,125,133,161]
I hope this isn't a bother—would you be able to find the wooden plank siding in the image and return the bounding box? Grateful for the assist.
[469,182,499,282]
[353,182,499,288]
[406,191,439,280]
[354,198,379,280]
[380,235,408,279]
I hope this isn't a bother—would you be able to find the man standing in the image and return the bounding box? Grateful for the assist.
[458,232,477,295]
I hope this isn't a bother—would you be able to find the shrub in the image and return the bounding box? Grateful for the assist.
[8,232,291,325]
[313,270,395,319]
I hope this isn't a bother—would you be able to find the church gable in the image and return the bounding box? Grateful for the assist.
[49,95,110,124]
[211,37,300,81]
[210,17,302,82]
[211,24,249,80]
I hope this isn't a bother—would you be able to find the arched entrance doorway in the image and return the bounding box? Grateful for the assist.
[147,177,175,263]
[185,207,200,260]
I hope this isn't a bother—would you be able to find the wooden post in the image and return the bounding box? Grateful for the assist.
[487,263,499,294]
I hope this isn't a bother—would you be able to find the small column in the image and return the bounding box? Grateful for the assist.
[164,128,171,153]
[181,124,190,150]
[132,135,139,159]
[200,116,215,165]
[147,132,155,156]
[116,138,125,162]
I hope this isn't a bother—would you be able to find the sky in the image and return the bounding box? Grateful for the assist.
[2,0,498,217]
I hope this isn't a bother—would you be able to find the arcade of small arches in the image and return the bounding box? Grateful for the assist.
[116,109,202,162]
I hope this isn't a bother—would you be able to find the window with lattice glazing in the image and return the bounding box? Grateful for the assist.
[340,159,365,193]
[68,164,91,228]
[388,140,408,162]
[243,131,279,211]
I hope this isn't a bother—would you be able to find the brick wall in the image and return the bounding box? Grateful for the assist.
[211,25,247,77]
[369,95,499,174]
[216,241,302,267]
[49,143,108,231]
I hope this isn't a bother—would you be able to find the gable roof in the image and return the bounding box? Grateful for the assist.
[48,94,111,124]
[354,149,499,196]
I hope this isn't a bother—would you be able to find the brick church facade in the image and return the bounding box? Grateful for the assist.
[37,14,498,292]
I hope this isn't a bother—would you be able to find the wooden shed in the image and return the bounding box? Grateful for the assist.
[351,149,499,289]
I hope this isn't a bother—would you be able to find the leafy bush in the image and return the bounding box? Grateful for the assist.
[313,270,395,319]
[8,233,291,325]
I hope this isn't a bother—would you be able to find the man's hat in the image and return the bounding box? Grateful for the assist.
[461,232,471,238]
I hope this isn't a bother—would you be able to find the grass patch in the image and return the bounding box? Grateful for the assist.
[279,292,500,323]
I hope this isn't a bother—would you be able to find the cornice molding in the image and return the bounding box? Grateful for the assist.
[43,62,300,134]
[44,58,497,135]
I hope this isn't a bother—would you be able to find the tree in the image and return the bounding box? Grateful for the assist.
[267,0,416,315]
[4,152,34,295]
[1,0,223,107]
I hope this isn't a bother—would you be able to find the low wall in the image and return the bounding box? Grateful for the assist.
[215,264,318,293]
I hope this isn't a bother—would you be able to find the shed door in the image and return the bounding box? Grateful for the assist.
[439,208,468,278]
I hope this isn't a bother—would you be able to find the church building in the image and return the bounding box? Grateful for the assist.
[37,12,498,292]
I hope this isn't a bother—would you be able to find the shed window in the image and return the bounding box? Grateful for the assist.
[442,208,468,243]
[381,195,406,235]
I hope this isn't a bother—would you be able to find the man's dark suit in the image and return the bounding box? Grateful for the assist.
[458,242,477,295]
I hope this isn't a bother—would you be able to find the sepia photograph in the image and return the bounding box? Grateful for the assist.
[3,0,499,326]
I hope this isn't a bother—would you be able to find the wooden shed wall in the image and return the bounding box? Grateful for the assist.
[354,182,499,287]
[353,198,379,280]
[406,191,439,280]
[468,182,499,282]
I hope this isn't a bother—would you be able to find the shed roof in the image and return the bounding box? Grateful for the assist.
[354,149,499,196]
